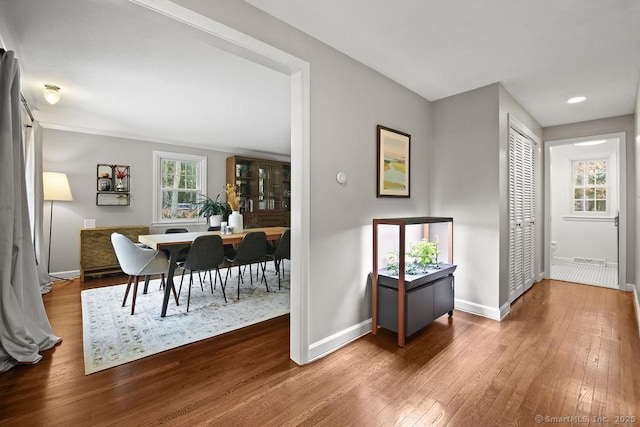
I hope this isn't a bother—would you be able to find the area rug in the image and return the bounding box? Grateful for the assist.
[81,267,289,374]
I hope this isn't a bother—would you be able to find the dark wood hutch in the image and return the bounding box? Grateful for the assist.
[226,156,290,227]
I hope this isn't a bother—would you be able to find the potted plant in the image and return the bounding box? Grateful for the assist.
[385,238,440,275]
[408,239,439,271]
[194,193,228,227]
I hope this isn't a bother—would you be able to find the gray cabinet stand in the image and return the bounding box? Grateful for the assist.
[377,264,456,337]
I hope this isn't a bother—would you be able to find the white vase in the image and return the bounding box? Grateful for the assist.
[228,211,243,233]
[209,214,223,227]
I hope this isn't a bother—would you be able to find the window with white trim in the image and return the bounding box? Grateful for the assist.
[572,158,607,214]
[153,151,207,224]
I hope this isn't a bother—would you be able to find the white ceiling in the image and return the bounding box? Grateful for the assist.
[0,0,292,155]
[1,1,638,156]
[246,0,640,127]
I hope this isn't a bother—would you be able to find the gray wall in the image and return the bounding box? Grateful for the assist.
[47,0,432,350]
[543,114,636,285]
[430,83,542,317]
[430,84,501,312]
[42,0,635,360]
[43,129,238,273]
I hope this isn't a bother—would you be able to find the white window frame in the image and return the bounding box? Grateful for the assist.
[565,152,616,220]
[152,150,207,226]
[571,157,608,216]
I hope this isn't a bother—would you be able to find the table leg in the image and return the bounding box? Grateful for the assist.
[161,246,182,317]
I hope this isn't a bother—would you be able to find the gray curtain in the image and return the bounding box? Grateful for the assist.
[24,122,53,292]
[0,50,60,371]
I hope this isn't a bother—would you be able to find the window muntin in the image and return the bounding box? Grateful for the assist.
[572,159,607,214]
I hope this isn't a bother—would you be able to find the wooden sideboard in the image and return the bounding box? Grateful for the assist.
[80,225,149,282]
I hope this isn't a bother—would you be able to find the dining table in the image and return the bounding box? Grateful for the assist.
[138,226,289,317]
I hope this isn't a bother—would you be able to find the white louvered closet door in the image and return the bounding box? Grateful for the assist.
[509,127,536,303]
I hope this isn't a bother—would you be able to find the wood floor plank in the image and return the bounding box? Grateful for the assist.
[1,276,638,426]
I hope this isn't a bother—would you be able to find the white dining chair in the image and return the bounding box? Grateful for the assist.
[111,232,178,315]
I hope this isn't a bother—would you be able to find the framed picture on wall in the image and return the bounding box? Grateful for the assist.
[377,125,411,197]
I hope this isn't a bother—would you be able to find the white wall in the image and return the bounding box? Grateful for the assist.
[549,142,619,266]
[544,114,635,285]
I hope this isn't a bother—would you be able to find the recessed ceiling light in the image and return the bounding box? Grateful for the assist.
[567,96,586,104]
[574,140,606,146]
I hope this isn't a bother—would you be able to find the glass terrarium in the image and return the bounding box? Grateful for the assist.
[372,216,455,347]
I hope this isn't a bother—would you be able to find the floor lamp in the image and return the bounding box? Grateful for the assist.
[43,172,73,280]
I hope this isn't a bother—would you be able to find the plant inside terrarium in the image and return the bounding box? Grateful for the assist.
[385,238,441,275]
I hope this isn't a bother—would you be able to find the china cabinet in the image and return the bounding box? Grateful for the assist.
[226,156,290,227]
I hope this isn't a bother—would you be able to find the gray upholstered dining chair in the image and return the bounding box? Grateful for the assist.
[111,232,178,315]
[224,231,269,299]
[178,234,227,311]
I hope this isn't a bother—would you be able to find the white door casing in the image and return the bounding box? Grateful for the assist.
[544,133,626,290]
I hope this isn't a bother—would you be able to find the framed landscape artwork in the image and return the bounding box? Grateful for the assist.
[377,125,411,197]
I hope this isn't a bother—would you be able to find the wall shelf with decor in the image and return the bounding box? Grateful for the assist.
[226,156,290,227]
[96,164,130,206]
[371,216,455,347]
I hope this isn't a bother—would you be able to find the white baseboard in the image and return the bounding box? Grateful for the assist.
[308,318,371,362]
[454,298,509,321]
[499,302,511,320]
[307,297,517,360]
[552,256,617,269]
[623,282,633,292]
[50,269,80,280]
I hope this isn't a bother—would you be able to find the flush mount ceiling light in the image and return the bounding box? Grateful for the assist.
[567,96,586,104]
[43,84,61,105]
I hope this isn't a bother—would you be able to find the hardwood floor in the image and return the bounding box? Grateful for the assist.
[1,277,638,426]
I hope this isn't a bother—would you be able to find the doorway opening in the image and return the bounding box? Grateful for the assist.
[544,133,626,289]
[134,0,311,364]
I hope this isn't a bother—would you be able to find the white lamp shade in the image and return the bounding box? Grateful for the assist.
[43,172,73,201]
